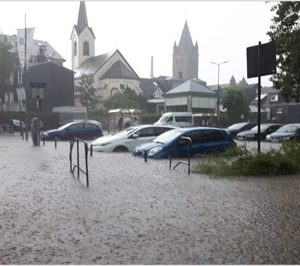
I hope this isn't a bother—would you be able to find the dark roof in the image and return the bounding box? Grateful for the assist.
[140,78,163,99]
[74,1,95,38]
[74,50,139,80]
[166,79,216,95]
[102,60,139,80]
[28,61,74,73]
[74,51,114,78]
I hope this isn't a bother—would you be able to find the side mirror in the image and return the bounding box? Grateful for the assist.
[130,133,139,139]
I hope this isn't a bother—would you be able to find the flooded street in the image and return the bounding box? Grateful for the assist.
[0,135,299,264]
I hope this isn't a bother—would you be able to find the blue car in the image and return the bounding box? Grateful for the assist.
[133,127,236,159]
[40,120,103,141]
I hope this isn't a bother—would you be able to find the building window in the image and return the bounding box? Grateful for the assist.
[276,107,283,114]
[270,94,278,102]
[83,41,89,56]
[18,37,24,45]
[111,87,119,96]
[74,41,77,56]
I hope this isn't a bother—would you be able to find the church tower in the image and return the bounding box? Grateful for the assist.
[173,20,198,79]
[71,1,95,70]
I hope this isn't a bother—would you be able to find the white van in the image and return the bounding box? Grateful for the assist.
[154,112,194,127]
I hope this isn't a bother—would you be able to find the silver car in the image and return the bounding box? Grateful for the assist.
[91,125,176,152]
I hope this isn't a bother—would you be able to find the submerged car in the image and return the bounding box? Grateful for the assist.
[266,123,300,143]
[226,122,256,138]
[133,127,236,159]
[91,125,176,152]
[236,123,283,141]
[40,120,103,141]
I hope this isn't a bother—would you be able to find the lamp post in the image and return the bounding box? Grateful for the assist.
[210,61,229,119]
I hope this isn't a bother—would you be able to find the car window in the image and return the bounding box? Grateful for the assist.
[175,116,192,122]
[154,127,173,136]
[135,127,156,137]
[84,123,99,130]
[199,130,226,142]
[166,116,173,122]
[68,123,83,130]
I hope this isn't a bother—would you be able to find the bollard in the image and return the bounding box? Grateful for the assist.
[143,150,148,162]
[31,117,40,146]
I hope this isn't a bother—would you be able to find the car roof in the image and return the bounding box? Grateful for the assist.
[133,124,177,129]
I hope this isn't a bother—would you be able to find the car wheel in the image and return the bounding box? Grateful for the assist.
[113,146,129,152]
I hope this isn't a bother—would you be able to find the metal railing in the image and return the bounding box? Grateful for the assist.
[169,136,192,174]
[69,138,90,186]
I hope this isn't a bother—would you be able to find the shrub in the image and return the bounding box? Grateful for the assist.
[192,142,300,177]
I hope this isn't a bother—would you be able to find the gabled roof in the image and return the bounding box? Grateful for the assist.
[34,39,64,61]
[102,60,139,80]
[75,51,114,77]
[166,79,216,95]
[140,78,163,99]
[74,50,139,80]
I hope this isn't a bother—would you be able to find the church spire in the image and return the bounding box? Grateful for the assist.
[178,20,194,49]
[76,1,89,35]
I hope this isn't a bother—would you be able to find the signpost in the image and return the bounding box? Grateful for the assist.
[247,41,276,153]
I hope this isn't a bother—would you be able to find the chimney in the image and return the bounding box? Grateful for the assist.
[150,56,154,78]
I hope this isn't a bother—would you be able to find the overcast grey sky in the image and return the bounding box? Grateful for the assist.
[0,1,275,86]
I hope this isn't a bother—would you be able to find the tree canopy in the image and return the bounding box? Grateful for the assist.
[221,85,250,123]
[75,74,101,112]
[103,88,147,111]
[0,42,18,96]
[267,2,300,102]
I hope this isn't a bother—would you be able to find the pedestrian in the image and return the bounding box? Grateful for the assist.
[118,113,123,131]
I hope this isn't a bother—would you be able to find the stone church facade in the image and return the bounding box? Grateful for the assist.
[71,1,142,107]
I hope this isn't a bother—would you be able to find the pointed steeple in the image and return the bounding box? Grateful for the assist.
[76,1,88,35]
[178,20,194,49]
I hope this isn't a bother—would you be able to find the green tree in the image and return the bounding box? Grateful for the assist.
[221,86,250,123]
[75,74,101,112]
[103,87,147,111]
[0,42,18,98]
[267,2,300,102]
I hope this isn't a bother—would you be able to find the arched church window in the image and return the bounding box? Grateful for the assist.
[83,41,89,56]
[74,41,77,56]
[111,87,119,96]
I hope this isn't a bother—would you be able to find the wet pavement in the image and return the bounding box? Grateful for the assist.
[0,134,299,264]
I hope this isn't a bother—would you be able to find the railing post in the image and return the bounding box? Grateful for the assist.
[85,143,89,187]
[69,140,73,173]
[77,139,80,178]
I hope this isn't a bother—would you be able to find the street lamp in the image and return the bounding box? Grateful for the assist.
[210,60,229,119]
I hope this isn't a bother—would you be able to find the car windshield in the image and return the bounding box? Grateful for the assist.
[227,122,247,130]
[58,122,74,130]
[276,124,299,133]
[113,127,136,137]
[153,129,182,144]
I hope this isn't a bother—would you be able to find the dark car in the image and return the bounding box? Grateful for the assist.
[236,123,283,141]
[266,123,300,143]
[133,127,236,159]
[41,120,103,141]
[8,119,26,131]
[226,122,256,138]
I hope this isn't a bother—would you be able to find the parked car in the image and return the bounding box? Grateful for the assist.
[154,112,194,127]
[236,123,283,141]
[8,119,26,131]
[226,122,256,138]
[40,120,103,141]
[133,127,236,159]
[266,123,300,143]
[91,125,176,152]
